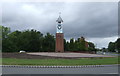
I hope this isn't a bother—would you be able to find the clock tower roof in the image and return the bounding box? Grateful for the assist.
[56,12,63,23]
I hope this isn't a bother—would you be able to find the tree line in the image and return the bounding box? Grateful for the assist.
[64,37,96,52]
[2,26,55,52]
[1,26,97,53]
[108,38,120,53]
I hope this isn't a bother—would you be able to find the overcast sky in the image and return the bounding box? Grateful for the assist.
[2,2,118,48]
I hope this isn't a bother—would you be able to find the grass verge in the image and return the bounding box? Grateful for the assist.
[2,57,119,66]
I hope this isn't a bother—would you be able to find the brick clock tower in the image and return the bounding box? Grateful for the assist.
[55,13,64,52]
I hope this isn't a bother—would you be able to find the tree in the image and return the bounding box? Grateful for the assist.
[19,29,43,52]
[115,38,120,53]
[74,40,79,51]
[88,42,95,51]
[42,33,55,52]
[79,38,86,51]
[108,42,115,52]
[65,41,70,51]
[88,42,95,49]
[7,30,22,52]
[64,39,67,51]
[2,28,44,52]
[2,26,11,52]
[69,38,74,51]
[2,26,10,39]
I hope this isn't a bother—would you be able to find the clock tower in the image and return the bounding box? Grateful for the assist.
[55,13,64,52]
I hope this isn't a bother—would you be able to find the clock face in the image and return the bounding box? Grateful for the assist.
[57,25,62,30]
[56,23,63,33]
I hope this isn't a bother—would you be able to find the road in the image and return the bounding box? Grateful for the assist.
[1,65,119,74]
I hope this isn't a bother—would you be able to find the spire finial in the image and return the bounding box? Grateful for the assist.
[59,12,61,16]
[56,12,63,22]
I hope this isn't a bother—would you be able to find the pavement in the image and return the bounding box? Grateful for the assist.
[27,52,115,58]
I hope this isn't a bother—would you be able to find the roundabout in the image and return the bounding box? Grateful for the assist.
[27,52,115,58]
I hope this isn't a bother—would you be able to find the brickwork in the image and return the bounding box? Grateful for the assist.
[55,33,64,52]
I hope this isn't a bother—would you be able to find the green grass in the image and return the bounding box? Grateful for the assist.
[2,57,119,66]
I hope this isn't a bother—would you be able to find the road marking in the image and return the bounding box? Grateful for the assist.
[1,64,119,68]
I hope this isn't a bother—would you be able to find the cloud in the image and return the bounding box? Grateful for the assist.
[2,2,118,48]
[86,36,118,48]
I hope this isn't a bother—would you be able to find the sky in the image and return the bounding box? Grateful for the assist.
[1,2,118,48]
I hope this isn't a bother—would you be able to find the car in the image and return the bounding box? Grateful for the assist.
[19,50,26,53]
[103,52,106,55]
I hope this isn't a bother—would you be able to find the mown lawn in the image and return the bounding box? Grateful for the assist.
[2,57,119,66]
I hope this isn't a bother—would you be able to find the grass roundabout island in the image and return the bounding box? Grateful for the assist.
[1,53,119,66]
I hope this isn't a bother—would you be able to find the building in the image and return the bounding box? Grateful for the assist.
[80,36,89,48]
[55,13,64,52]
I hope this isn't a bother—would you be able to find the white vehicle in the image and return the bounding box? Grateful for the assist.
[103,52,106,55]
[19,50,26,53]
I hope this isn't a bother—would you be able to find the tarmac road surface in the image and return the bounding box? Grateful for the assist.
[1,65,119,74]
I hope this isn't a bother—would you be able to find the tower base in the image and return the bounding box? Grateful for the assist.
[55,33,64,52]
